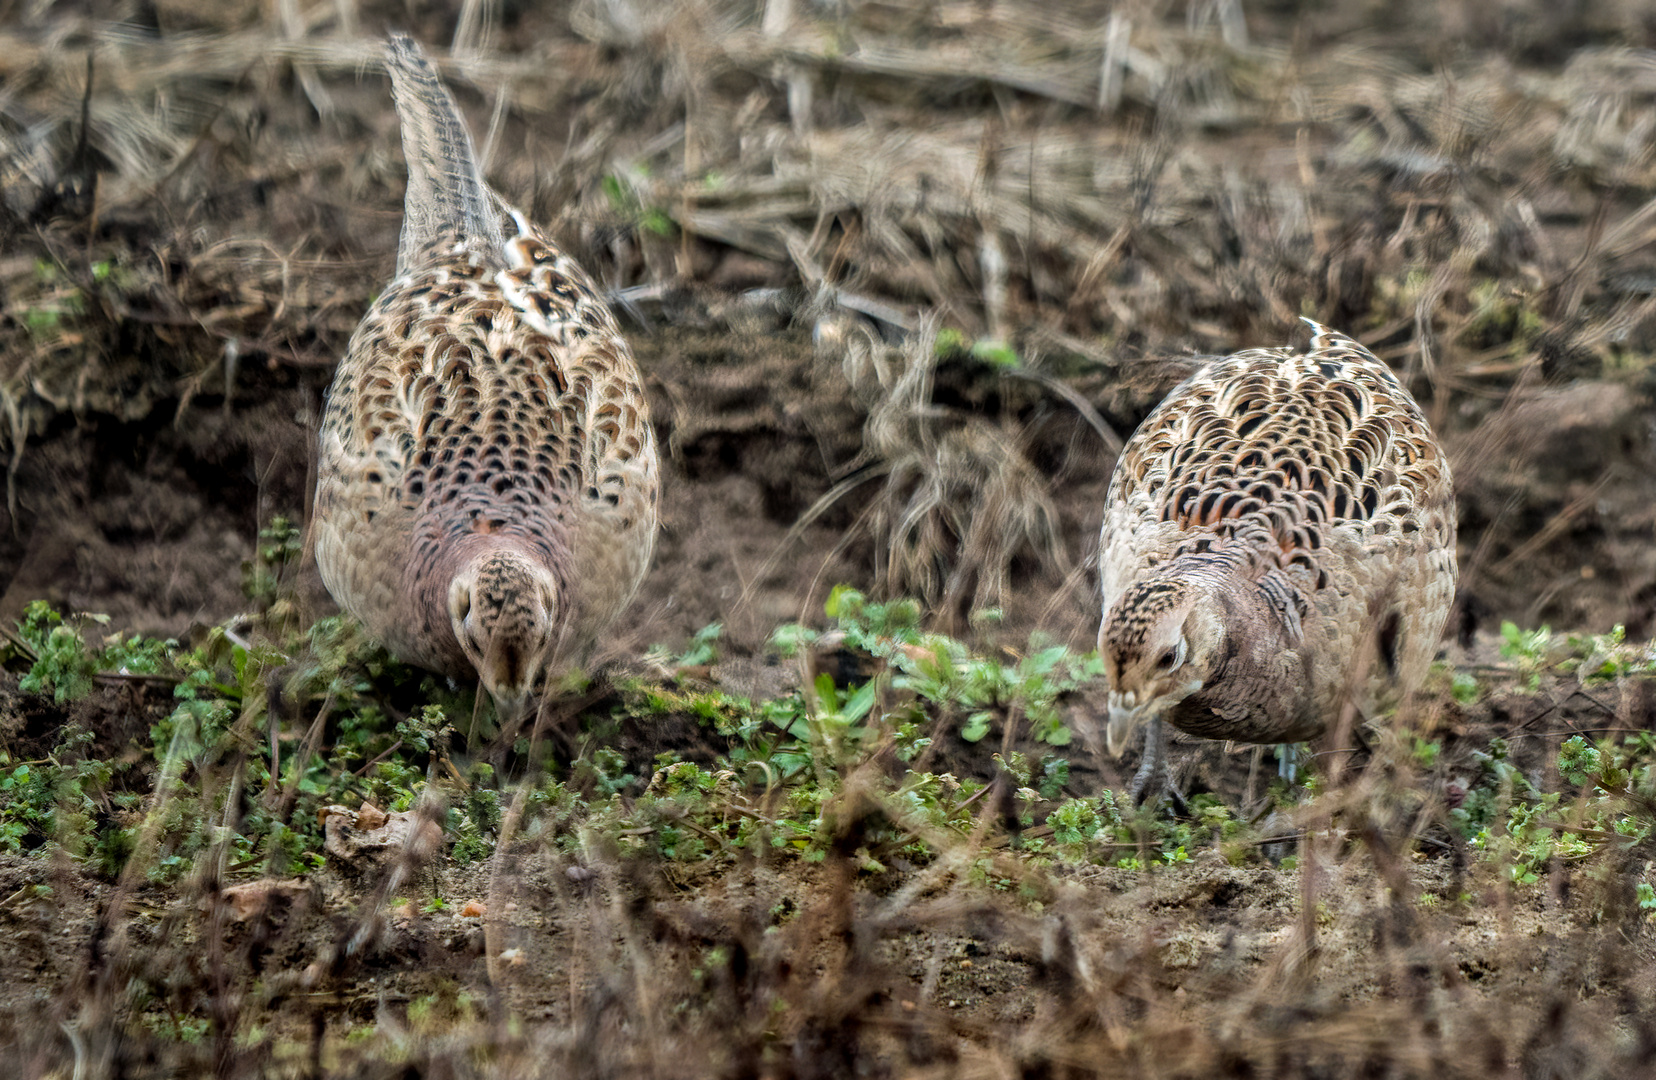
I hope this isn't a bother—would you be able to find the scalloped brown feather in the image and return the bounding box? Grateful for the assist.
[1099,321,1456,744]
[313,35,658,693]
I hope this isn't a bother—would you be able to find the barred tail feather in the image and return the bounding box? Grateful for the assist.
[384,33,504,271]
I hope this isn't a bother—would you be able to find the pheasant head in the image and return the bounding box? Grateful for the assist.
[447,548,562,719]
[1098,577,1223,755]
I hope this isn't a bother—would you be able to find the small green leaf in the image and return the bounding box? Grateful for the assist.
[970,339,1021,368]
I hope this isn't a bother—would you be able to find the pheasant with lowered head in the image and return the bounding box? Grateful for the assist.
[1097,321,1457,801]
[313,36,659,723]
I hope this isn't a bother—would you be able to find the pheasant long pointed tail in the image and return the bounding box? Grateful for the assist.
[384,33,504,272]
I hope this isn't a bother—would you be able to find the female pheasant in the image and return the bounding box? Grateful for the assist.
[313,36,659,721]
[1098,321,1456,800]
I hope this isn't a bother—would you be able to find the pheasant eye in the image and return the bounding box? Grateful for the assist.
[1157,650,1177,670]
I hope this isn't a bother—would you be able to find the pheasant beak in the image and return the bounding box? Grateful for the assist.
[1105,690,1154,757]
[491,685,529,729]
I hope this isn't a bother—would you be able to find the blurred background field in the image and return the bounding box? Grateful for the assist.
[2,1,1656,1076]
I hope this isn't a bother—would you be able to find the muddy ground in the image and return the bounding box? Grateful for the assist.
[2,0,1656,1076]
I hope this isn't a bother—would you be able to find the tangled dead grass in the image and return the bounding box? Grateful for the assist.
[6,2,1656,357]
[787,312,1067,621]
[3,0,1656,628]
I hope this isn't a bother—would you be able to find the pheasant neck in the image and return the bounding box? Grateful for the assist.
[401,520,570,673]
[1170,557,1320,743]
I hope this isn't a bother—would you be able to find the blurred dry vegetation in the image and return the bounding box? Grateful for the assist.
[2,0,1656,1076]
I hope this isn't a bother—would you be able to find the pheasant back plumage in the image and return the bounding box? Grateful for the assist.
[1100,323,1456,740]
[313,37,657,692]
